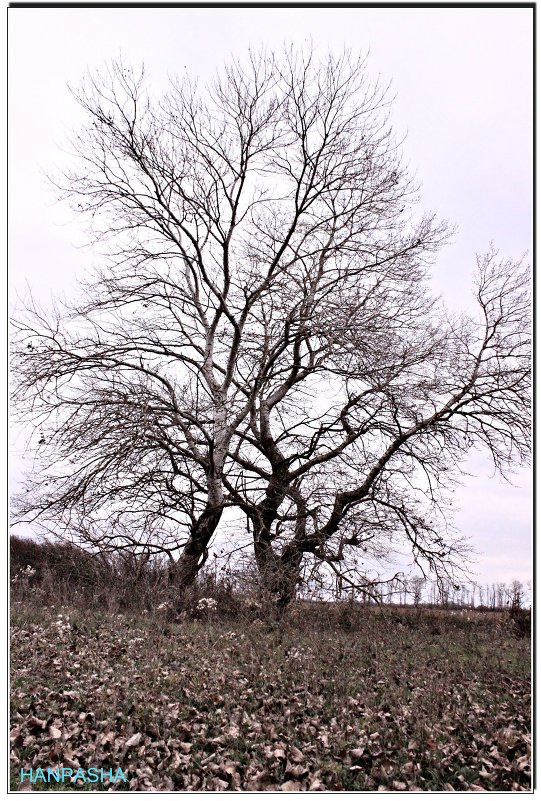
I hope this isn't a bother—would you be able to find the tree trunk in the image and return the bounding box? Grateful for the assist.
[254,536,303,616]
[171,504,223,607]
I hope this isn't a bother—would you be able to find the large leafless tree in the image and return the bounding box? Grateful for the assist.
[11,47,530,609]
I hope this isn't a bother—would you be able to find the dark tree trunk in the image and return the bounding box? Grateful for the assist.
[171,505,223,607]
[254,536,304,616]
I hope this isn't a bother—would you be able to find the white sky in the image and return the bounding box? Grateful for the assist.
[8,7,533,589]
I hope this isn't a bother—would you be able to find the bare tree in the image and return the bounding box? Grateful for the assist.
[12,50,290,592]
[229,248,530,609]
[410,576,425,607]
[507,579,524,609]
[468,583,477,609]
[11,46,530,611]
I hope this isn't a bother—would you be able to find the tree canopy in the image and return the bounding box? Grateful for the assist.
[12,47,531,609]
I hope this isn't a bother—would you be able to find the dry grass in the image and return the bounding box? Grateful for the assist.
[10,602,530,791]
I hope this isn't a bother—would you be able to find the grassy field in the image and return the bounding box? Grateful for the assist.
[10,603,530,791]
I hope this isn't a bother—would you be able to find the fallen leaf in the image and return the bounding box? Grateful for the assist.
[10,727,22,743]
[407,739,418,751]
[27,716,47,731]
[281,780,301,791]
[289,745,304,763]
[125,732,142,748]
[208,777,229,790]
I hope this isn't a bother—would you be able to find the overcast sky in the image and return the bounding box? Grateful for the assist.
[8,7,533,590]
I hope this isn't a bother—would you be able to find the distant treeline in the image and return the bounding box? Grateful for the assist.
[340,574,530,610]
